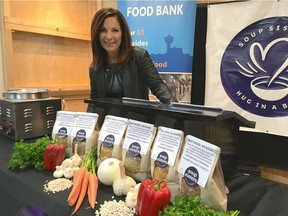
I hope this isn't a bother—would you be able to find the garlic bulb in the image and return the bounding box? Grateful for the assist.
[61,158,73,169]
[126,183,141,208]
[113,162,136,196]
[71,143,82,167]
[73,166,80,172]
[53,165,64,178]
[64,167,74,179]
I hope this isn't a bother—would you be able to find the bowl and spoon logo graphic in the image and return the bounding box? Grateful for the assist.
[221,17,288,117]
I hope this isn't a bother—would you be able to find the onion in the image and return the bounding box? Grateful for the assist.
[97,158,121,186]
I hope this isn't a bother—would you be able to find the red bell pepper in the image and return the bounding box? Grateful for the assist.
[137,179,171,216]
[44,144,65,171]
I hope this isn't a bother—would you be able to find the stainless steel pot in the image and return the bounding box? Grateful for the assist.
[3,88,49,100]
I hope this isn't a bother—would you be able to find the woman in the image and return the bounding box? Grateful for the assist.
[87,8,177,113]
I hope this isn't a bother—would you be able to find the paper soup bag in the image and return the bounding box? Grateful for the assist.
[178,135,227,211]
[201,158,227,212]
[97,115,128,165]
[68,112,99,158]
[151,126,184,203]
[52,111,76,157]
[122,119,156,182]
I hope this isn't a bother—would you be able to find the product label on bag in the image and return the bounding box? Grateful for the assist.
[123,119,154,155]
[71,112,98,136]
[151,126,183,166]
[98,115,128,145]
[178,135,220,188]
[52,111,76,142]
[69,112,99,157]
[53,111,76,131]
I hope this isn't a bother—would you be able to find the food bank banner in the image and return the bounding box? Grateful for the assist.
[118,0,196,73]
[205,1,288,137]
[118,0,197,102]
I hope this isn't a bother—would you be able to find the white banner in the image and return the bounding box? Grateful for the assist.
[205,1,288,137]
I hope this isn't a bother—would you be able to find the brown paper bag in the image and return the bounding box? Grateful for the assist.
[200,158,228,212]
[97,115,128,166]
[151,126,184,203]
[122,120,157,182]
[68,112,99,158]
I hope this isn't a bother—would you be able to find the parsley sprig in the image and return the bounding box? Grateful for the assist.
[159,195,240,216]
[8,136,54,170]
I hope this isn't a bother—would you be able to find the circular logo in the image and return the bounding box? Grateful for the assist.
[183,166,199,186]
[221,17,288,117]
[75,129,86,142]
[128,142,141,157]
[57,127,67,138]
[155,151,169,168]
[103,134,115,148]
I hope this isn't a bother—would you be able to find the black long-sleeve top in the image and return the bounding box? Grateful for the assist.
[87,46,176,112]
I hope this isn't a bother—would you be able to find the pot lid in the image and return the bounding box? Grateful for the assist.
[3,88,49,100]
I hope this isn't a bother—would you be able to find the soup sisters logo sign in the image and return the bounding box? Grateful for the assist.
[221,17,288,118]
[205,1,288,136]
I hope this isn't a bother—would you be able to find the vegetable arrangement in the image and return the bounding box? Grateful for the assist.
[67,145,99,215]
[8,136,53,170]
[159,195,240,216]
[7,135,240,216]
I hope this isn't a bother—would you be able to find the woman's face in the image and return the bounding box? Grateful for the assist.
[99,16,122,57]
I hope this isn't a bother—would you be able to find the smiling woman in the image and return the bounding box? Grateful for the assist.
[87,8,177,113]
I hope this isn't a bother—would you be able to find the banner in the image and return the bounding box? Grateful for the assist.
[118,0,197,103]
[205,1,288,137]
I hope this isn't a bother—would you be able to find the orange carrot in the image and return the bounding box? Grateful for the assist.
[71,172,89,215]
[87,172,91,206]
[87,173,99,209]
[67,167,86,206]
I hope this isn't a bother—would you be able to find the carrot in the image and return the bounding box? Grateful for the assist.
[67,146,98,213]
[67,167,86,206]
[87,172,91,206]
[71,172,89,215]
[87,173,98,209]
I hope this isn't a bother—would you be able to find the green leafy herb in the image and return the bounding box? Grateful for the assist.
[159,195,240,216]
[8,136,54,171]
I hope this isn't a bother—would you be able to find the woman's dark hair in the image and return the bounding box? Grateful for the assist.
[90,8,132,70]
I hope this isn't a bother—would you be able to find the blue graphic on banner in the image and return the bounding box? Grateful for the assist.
[221,17,288,118]
[118,1,196,73]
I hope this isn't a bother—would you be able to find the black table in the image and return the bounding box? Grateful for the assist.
[2,134,288,216]
[226,173,288,216]
[0,135,124,216]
